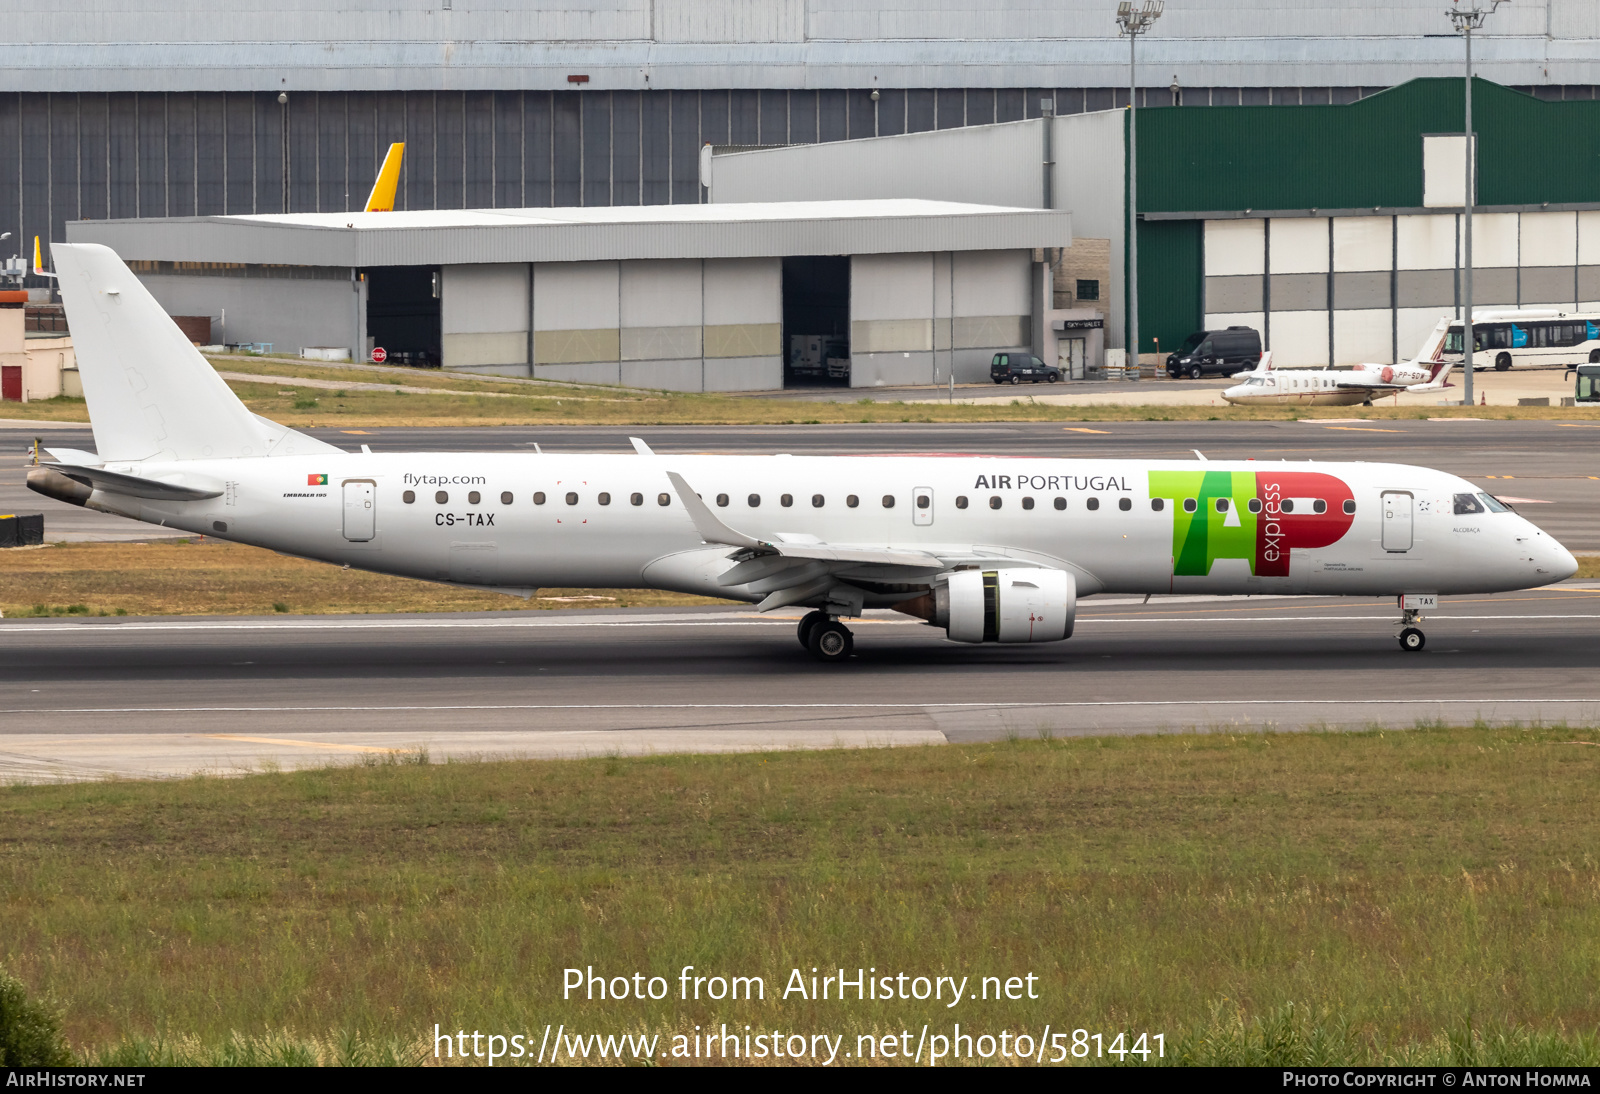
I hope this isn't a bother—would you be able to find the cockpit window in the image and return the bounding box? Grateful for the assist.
[1245,376,1264,386]
[1453,492,1485,515]
[1477,492,1512,513]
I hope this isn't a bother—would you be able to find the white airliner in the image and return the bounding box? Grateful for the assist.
[28,244,1577,659]
[1221,320,1454,407]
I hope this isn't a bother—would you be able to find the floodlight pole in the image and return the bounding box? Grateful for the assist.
[1448,0,1505,406]
[1117,1,1162,376]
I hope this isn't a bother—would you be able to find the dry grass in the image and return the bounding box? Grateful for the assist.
[0,540,732,618]
[3,729,1600,1064]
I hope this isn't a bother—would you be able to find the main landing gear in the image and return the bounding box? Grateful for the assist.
[797,609,854,662]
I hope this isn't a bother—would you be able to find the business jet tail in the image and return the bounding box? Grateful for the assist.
[50,242,338,463]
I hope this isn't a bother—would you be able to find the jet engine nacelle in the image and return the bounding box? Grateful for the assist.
[936,568,1076,644]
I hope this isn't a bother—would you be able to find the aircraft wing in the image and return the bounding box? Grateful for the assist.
[665,469,1016,611]
[1334,379,1405,391]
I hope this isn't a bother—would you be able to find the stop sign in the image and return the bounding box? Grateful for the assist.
[371,346,387,363]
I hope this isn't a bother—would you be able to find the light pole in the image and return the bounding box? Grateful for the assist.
[1116,1,1162,376]
[1448,0,1506,407]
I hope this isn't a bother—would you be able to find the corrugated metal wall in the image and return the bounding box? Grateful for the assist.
[1138,78,1600,215]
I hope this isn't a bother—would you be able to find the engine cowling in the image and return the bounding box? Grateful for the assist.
[936,568,1075,644]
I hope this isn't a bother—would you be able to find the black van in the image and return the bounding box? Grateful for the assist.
[1166,327,1262,378]
[990,352,1060,384]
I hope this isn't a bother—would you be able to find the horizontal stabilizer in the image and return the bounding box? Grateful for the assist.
[46,462,222,501]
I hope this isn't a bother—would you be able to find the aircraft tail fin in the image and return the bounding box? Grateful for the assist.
[52,242,284,462]
[1411,318,1451,366]
[363,143,405,213]
[32,236,56,280]
[1259,350,1273,372]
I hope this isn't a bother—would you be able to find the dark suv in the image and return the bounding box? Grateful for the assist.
[1166,327,1262,378]
[990,353,1060,384]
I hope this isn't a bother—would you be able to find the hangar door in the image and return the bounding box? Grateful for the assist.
[782,256,850,388]
[366,266,441,367]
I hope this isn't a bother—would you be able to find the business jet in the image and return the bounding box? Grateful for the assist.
[27,244,1576,659]
[1222,320,1453,407]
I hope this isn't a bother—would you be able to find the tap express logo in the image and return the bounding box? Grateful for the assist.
[1147,470,1356,577]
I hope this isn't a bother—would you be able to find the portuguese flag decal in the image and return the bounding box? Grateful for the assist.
[308,473,329,485]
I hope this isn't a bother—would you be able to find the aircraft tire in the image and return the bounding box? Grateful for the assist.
[1495,353,1512,371]
[808,620,854,662]
[797,609,827,650]
[1398,627,1425,652]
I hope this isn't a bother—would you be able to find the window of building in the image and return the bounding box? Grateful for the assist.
[955,496,969,509]
[1076,279,1100,301]
[403,490,415,504]
[500,491,513,505]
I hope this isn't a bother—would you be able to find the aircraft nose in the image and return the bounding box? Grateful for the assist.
[1548,539,1579,582]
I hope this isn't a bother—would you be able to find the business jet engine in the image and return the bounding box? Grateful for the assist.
[926,568,1076,644]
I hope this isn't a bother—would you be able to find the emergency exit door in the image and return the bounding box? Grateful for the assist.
[913,487,934,526]
[343,480,375,541]
[1381,491,1413,552]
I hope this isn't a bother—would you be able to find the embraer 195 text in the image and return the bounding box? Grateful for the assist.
[28,245,1578,660]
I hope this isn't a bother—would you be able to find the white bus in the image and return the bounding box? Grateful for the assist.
[1442,309,1600,371]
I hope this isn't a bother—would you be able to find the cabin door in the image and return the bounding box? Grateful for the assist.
[342,479,376,541]
[1381,491,1413,552]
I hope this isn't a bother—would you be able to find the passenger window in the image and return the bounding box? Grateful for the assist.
[1281,500,1295,513]
[435,491,448,504]
[402,490,416,504]
[1453,492,1485,515]
[1311,499,1326,514]
[1215,498,1229,512]
[781,494,794,507]
[1248,498,1262,514]
[468,490,481,505]
[1150,498,1164,512]
[657,493,670,506]
[1343,499,1356,515]
[885,495,898,509]
[501,491,513,505]
[846,495,859,508]
[1054,497,1066,510]
[1021,497,1034,510]
[1118,497,1132,511]
[565,492,578,505]
[598,492,611,506]
[1086,497,1100,511]
[534,492,546,505]
[748,494,761,507]
[716,493,729,507]
[955,496,969,509]
[989,496,1002,509]
[811,494,825,508]
[1182,498,1196,513]
[631,492,643,506]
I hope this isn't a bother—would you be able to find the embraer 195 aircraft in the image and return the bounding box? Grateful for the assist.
[28,244,1578,659]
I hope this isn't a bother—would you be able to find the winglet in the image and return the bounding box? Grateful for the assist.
[32,236,56,280]
[664,470,768,550]
[363,143,405,213]
[629,436,655,457]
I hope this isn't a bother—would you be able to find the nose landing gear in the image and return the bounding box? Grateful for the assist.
[1399,626,1426,652]
[1395,596,1430,652]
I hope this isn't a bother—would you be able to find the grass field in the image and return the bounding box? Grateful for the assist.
[4,355,1598,426]
[2,541,1595,620]
[0,540,732,618]
[3,728,1599,1066]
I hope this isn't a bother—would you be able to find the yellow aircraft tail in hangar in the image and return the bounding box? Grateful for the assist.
[363,143,405,213]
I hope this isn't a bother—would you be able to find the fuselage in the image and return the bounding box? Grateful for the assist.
[76,451,1577,603]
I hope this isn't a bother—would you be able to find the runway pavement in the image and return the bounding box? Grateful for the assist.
[5,418,1598,547]
[4,584,1599,783]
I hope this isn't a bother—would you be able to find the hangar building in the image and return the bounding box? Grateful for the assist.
[69,199,1070,390]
